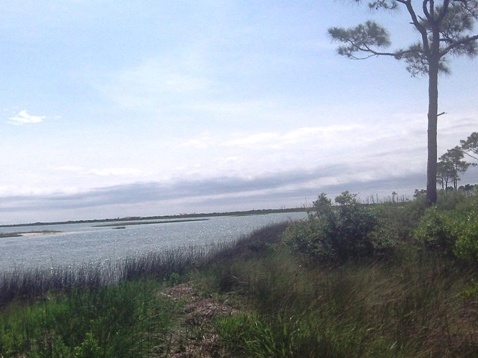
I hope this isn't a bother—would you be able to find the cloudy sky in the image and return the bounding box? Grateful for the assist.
[0,1,477,224]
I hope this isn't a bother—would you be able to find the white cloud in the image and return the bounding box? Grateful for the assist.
[55,165,85,172]
[88,168,141,177]
[7,110,46,125]
[181,125,364,151]
[56,166,141,177]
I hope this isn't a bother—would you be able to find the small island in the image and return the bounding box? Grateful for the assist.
[0,230,62,238]
[93,218,209,228]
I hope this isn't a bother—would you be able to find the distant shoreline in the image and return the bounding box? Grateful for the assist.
[0,207,307,229]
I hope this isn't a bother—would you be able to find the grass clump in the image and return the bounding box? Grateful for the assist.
[0,245,218,357]
[0,280,182,357]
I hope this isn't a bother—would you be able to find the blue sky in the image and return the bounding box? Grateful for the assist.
[0,1,477,224]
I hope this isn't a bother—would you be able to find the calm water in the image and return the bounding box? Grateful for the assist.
[0,212,306,272]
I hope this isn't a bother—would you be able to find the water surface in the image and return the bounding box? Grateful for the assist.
[0,212,306,271]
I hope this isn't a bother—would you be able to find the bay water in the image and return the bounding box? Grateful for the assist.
[0,212,306,272]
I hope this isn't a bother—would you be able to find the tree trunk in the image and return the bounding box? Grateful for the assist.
[426,56,439,207]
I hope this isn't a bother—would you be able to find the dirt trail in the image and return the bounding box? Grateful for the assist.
[160,283,235,357]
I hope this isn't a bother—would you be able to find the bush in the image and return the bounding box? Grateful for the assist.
[413,208,459,257]
[436,189,469,211]
[371,197,426,242]
[283,191,385,264]
[414,199,478,265]
[454,212,478,265]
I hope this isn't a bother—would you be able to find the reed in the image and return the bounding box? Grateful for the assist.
[0,279,182,357]
[0,242,229,308]
[214,248,478,357]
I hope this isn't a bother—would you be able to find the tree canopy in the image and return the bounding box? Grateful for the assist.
[461,132,478,159]
[438,146,472,189]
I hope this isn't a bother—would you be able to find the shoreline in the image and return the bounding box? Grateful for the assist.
[0,207,307,229]
[0,230,62,238]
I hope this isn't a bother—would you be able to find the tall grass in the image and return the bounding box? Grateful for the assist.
[0,279,182,357]
[205,197,478,357]
[0,224,291,357]
[214,249,478,357]
[0,239,247,356]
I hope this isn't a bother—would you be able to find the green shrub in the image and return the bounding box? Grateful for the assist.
[73,332,101,358]
[413,208,459,257]
[283,191,385,264]
[414,197,478,265]
[454,188,478,215]
[436,189,469,211]
[372,197,426,242]
[454,212,478,265]
[282,218,338,264]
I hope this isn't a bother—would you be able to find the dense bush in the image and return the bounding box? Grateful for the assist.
[371,196,426,243]
[454,211,478,264]
[414,190,478,264]
[283,191,388,264]
[413,208,459,257]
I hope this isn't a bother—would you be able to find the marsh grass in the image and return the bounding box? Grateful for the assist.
[214,250,478,357]
[0,227,292,357]
[0,279,183,357]
[0,242,229,309]
[207,216,478,357]
[0,242,235,357]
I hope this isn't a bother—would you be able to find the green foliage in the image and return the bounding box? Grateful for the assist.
[211,228,478,357]
[216,313,307,358]
[216,312,375,358]
[461,279,478,300]
[438,146,472,190]
[371,197,426,243]
[282,218,337,264]
[413,208,459,257]
[454,212,478,264]
[166,272,183,286]
[0,280,181,357]
[328,20,391,58]
[461,131,478,159]
[412,190,478,264]
[283,191,386,264]
[73,332,101,358]
[437,188,470,211]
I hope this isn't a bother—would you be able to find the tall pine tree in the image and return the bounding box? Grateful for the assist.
[329,0,478,206]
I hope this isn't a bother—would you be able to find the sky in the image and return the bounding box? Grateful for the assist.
[0,0,477,224]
